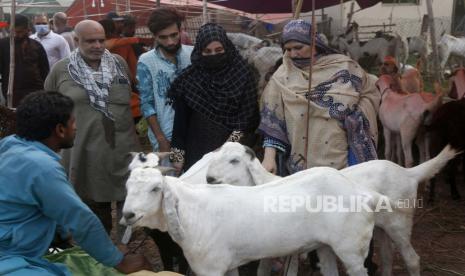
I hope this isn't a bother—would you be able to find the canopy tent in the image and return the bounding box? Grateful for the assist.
[200,0,382,14]
[65,0,283,27]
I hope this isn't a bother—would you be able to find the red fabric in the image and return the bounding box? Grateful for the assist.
[105,38,141,118]
[383,56,397,67]
[0,22,8,28]
[195,0,382,14]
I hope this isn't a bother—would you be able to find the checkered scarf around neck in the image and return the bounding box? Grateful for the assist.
[168,23,259,131]
[68,49,128,120]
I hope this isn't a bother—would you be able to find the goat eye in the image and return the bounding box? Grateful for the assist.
[151,187,160,192]
[230,159,239,164]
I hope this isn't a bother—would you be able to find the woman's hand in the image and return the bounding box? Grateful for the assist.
[262,147,277,174]
[172,161,184,176]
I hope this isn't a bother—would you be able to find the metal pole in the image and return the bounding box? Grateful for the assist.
[202,0,207,24]
[426,0,441,82]
[7,0,15,108]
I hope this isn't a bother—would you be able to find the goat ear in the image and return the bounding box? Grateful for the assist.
[246,158,268,186]
[157,166,176,175]
[162,186,184,242]
[155,152,172,160]
[244,146,256,160]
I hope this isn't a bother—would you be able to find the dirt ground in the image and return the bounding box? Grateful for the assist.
[388,181,465,276]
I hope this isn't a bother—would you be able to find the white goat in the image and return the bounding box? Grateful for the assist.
[227,32,268,62]
[251,46,283,93]
[337,34,408,68]
[438,34,465,70]
[226,32,282,95]
[227,33,263,51]
[205,142,457,276]
[408,35,430,72]
[122,163,391,276]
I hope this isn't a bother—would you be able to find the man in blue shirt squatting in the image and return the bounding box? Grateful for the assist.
[0,91,149,275]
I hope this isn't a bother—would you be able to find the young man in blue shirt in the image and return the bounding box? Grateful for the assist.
[136,7,193,273]
[137,7,193,153]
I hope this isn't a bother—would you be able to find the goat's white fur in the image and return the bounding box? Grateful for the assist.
[438,34,465,70]
[122,162,391,276]
[205,142,457,276]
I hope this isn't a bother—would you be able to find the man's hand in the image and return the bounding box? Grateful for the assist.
[158,137,171,152]
[147,115,170,152]
[114,253,152,274]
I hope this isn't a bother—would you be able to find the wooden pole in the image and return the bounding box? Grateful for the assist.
[0,0,6,38]
[340,0,344,32]
[426,0,441,82]
[303,0,317,169]
[293,0,303,19]
[7,0,15,108]
[202,0,207,24]
[82,0,87,19]
[346,0,355,29]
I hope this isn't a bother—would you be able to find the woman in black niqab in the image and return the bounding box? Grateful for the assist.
[168,23,259,170]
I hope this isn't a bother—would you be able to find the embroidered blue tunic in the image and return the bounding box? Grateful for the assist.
[137,45,193,151]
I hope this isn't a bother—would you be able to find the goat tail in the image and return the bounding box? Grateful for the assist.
[407,145,460,183]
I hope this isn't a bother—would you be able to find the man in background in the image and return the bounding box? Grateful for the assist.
[30,14,70,68]
[122,15,146,58]
[106,11,125,37]
[52,12,76,51]
[0,14,49,107]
